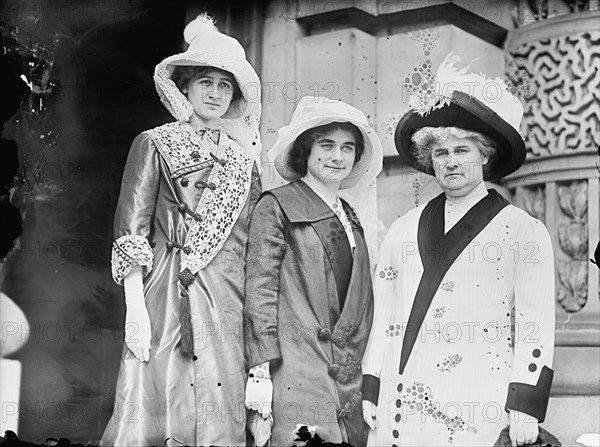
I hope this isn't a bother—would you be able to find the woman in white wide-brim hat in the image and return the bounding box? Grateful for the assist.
[101,14,262,446]
[243,96,383,446]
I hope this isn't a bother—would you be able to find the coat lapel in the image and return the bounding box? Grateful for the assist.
[267,181,345,328]
[331,225,370,344]
[399,189,509,374]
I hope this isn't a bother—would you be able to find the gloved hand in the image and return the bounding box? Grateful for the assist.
[510,410,539,446]
[362,400,377,431]
[123,266,151,362]
[245,362,273,419]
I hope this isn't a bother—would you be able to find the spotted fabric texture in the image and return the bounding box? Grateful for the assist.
[386,324,403,337]
[331,199,356,249]
[440,280,455,292]
[432,307,447,318]
[149,122,253,275]
[378,266,398,281]
[111,235,154,285]
[400,382,477,443]
[325,219,349,245]
[437,354,463,372]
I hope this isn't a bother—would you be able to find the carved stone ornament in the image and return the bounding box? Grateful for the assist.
[557,181,589,312]
[506,31,600,157]
[522,186,546,222]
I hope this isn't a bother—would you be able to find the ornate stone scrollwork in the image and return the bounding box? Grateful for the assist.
[557,181,589,312]
[505,31,600,157]
[517,0,597,24]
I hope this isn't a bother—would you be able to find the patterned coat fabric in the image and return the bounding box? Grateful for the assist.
[244,180,374,446]
[101,123,261,446]
[362,191,555,447]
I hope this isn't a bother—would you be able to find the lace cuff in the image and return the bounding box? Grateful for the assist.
[111,235,154,285]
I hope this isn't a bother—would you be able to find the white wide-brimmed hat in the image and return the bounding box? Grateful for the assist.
[153,14,262,160]
[154,13,260,121]
[273,96,383,190]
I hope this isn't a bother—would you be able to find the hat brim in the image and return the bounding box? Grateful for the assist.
[272,115,382,190]
[395,91,526,180]
[156,50,261,120]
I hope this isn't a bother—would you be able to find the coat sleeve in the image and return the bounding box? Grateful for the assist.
[244,193,287,369]
[246,161,263,222]
[361,219,401,405]
[505,217,555,422]
[111,132,161,285]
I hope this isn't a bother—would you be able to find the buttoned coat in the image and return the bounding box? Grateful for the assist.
[362,191,555,446]
[102,124,261,446]
[245,180,374,446]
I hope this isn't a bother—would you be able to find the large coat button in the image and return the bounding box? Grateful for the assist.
[317,328,332,341]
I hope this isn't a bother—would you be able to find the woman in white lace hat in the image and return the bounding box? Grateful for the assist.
[244,96,383,446]
[101,14,262,446]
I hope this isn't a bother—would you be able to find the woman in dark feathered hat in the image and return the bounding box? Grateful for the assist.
[362,55,556,447]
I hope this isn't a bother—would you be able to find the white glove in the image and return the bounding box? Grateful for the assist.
[362,400,377,431]
[123,266,151,362]
[245,362,273,419]
[510,410,539,446]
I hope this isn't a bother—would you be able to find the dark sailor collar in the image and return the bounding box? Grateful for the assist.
[399,188,509,374]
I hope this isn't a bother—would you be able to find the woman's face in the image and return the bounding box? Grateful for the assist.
[306,128,356,185]
[431,134,488,197]
[184,69,235,126]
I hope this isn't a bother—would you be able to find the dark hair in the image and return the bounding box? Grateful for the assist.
[288,122,365,177]
[170,65,242,103]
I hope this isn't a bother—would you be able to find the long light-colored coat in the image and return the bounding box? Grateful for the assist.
[102,123,261,446]
[362,190,555,447]
[245,180,374,446]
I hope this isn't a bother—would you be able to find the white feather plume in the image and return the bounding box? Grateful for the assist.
[409,52,524,131]
[183,13,219,45]
[436,53,479,95]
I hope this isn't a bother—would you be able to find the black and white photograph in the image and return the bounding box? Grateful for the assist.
[0,0,599,445]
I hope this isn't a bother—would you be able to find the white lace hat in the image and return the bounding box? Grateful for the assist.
[153,14,262,160]
[272,96,383,190]
[154,13,260,121]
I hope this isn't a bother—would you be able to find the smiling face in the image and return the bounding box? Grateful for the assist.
[306,128,357,185]
[183,69,235,127]
[431,134,489,197]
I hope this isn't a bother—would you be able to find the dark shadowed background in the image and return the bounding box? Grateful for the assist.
[0,0,258,442]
